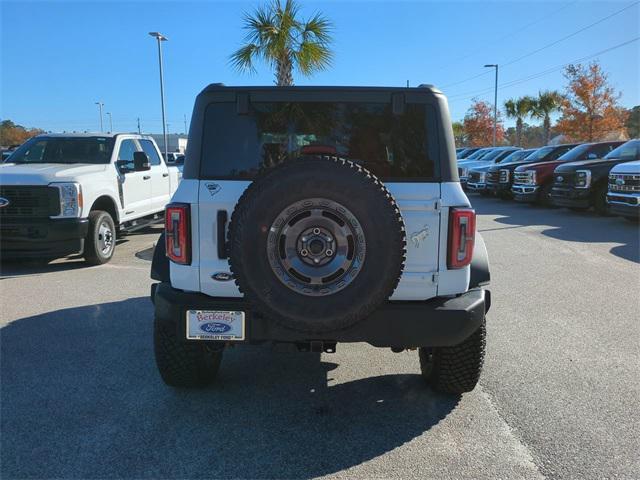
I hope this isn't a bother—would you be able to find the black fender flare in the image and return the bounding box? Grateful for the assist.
[469,232,490,289]
[151,233,170,282]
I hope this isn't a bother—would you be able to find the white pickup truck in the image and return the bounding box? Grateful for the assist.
[0,133,180,264]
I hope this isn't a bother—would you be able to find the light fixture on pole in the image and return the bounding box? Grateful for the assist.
[106,112,113,133]
[149,31,169,161]
[484,64,499,146]
[95,102,104,132]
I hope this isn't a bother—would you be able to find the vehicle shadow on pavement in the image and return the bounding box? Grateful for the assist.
[472,195,639,263]
[1,298,460,479]
[0,258,90,278]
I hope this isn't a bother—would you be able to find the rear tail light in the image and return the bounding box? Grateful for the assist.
[448,208,476,269]
[165,203,191,265]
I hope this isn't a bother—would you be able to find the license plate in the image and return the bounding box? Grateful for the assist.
[186,310,245,341]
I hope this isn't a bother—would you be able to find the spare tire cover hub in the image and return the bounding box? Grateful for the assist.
[267,198,365,296]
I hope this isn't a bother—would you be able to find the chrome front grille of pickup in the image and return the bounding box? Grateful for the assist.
[609,174,640,192]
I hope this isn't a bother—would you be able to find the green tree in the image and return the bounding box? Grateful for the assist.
[230,0,333,86]
[626,105,640,138]
[531,90,563,145]
[503,96,534,147]
[452,121,465,145]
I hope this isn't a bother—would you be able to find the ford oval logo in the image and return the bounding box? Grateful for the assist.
[0,197,9,208]
[212,272,233,282]
[200,322,231,333]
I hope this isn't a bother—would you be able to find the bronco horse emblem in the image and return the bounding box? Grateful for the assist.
[410,226,430,248]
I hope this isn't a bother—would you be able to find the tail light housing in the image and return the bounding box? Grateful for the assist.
[448,208,476,269]
[165,203,191,265]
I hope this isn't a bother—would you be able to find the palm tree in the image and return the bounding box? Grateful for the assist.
[531,90,563,145]
[230,0,333,86]
[503,96,534,146]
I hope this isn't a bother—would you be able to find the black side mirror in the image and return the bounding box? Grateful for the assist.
[133,151,151,171]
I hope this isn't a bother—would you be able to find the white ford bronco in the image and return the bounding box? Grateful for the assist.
[0,133,180,264]
[150,85,491,394]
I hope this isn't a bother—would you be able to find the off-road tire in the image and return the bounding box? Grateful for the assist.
[419,318,486,394]
[228,156,406,333]
[84,210,115,265]
[154,315,223,388]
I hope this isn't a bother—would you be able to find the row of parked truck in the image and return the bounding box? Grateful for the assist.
[455,140,640,221]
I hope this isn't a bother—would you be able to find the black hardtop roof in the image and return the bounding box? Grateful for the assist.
[200,83,443,96]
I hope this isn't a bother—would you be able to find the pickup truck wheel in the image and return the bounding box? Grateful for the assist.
[84,210,116,265]
[594,185,610,216]
[228,156,406,333]
[419,318,486,394]
[154,315,223,388]
[536,183,554,207]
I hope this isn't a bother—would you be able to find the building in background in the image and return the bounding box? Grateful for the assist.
[150,134,188,154]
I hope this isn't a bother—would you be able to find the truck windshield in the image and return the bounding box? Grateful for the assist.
[557,143,592,162]
[500,149,533,164]
[522,146,555,162]
[605,140,640,161]
[8,137,115,165]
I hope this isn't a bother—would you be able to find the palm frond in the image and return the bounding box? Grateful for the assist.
[229,44,260,73]
[300,12,333,45]
[294,40,332,76]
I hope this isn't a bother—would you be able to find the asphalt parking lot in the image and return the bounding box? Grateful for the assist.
[1,197,638,479]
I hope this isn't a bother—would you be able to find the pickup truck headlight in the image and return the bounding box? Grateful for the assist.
[499,169,510,183]
[49,182,83,218]
[525,170,537,185]
[575,170,591,189]
[478,172,486,182]
[459,167,469,178]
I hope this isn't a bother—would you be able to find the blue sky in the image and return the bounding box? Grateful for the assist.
[1,0,638,134]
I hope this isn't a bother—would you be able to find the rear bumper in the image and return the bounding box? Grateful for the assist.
[0,217,88,258]
[152,282,490,348]
[512,184,540,202]
[550,187,591,208]
[607,193,640,218]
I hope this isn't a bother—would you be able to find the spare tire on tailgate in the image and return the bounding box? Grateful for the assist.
[228,156,406,333]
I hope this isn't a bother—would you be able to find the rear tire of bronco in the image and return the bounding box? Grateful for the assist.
[154,315,223,388]
[84,210,116,265]
[228,156,406,333]
[419,319,486,394]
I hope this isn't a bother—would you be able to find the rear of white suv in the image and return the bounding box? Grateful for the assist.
[150,85,490,394]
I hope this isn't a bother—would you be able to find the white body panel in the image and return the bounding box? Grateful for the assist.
[169,179,473,301]
[609,160,640,174]
[0,134,180,225]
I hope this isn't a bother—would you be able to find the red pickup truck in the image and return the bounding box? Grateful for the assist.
[511,141,623,206]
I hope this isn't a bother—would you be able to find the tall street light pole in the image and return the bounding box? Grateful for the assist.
[484,64,498,146]
[106,112,113,133]
[95,102,104,132]
[149,32,169,161]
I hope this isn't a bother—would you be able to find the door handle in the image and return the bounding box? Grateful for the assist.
[143,175,151,180]
[162,173,169,177]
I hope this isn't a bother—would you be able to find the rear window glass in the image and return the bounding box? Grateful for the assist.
[201,101,435,180]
